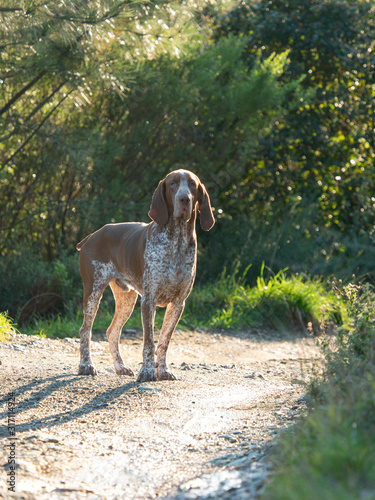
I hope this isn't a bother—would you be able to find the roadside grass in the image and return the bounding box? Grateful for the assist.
[20,307,143,339]
[4,273,374,498]
[19,297,167,339]
[14,265,346,339]
[262,283,375,500]
[0,312,19,341]
[183,264,346,333]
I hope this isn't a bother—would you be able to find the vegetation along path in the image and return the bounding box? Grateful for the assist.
[0,329,322,499]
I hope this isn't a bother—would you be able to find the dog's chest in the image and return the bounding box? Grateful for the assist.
[143,231,196,302]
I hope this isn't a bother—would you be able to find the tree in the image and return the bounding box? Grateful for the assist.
[0,0,190,256]
[211,0,375,278]
[0,0,305,318]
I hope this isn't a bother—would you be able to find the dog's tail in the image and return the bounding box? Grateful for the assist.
[76,234,92,251]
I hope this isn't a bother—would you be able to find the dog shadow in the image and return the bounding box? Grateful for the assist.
[0,374,141,436]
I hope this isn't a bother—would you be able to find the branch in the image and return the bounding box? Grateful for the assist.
[40,0,135,25]
[0,81,67,142]
[1,88,74,169]
[0,70,46,117]
[18,292,62,324]
[26,80,67,121]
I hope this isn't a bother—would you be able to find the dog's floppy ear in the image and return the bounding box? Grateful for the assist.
[197,182,215,231]
[148,179,169,225]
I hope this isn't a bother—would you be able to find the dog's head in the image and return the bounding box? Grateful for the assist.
[149,169,215,231]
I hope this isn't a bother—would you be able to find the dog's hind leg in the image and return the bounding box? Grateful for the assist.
[107,281,138,376]
[78,280,106,375]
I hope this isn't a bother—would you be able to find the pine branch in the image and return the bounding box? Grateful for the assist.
[40,0,135,25]
[26,81,67,122]
[1,88,74,169]
[0,8,23,12]
[0,81,68,143]
[0,71,46,117]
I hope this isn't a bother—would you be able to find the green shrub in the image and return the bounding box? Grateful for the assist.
[0,312,18,341]
[338,283,375,361]
[265,404,375,500]
[0,248,82,324]
[184,263,345,333]
[263,282,375,500]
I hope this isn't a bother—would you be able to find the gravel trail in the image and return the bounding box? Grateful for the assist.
[0,329,322,499]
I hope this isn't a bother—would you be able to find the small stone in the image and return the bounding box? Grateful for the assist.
[138,386,161,392]
[13,345,28,353]
[181,362,192,370]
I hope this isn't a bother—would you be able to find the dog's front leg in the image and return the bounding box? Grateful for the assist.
[137,294,157,382]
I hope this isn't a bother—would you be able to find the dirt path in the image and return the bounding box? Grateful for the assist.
[0,329,322,499]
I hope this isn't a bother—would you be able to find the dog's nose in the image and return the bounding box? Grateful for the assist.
[178,194,190,205]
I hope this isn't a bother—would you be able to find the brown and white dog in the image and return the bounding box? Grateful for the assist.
[76,169,215,382]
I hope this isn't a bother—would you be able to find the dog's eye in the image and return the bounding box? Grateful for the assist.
[170,181,177,188]
[189,181,196,190]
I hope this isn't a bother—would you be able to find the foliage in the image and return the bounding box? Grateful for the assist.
[0,312,18,341]
[263,282,375,500]
[19,266,344,338]
[210,0,375,281]
[337,283,375,360]
[0,0,201,256]
[0,248,82,323]
[264,400,375,499]
[2,0,375,321]
[183,263,344,332]
[0,0,305,317]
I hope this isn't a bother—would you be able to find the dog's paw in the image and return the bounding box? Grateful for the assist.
[78,363,98,376]
[115,364,134,377]
[157,368,177,381]
[137,365,157,383]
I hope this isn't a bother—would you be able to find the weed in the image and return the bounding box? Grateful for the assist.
[184,263,345,333]
[19,264,345,338]
[0,312,18,341]
[263,282,375,500]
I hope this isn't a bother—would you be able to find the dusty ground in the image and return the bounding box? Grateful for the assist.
[0,328,323,499]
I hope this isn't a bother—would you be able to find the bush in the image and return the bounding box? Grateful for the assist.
[0,312,18,341]
[184,263,345,333]
[338,283,375,361]
[209,0,375,283]
[0,248,82,324]
[263,282,375,500]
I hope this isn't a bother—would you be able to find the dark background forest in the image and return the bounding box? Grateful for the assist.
[1,0,375,323]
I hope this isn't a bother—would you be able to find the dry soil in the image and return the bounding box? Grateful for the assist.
[0,328,323,499]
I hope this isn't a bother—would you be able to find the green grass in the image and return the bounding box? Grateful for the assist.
[264,394,375,500]
[19,299,171,339]
[13,264,345,339]
[183,263,346,333]
[20,308,141,339]
[262,283,375,500]
[0,312,19,340]
[4,272,375,498]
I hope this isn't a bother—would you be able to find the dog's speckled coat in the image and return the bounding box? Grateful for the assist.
[76,169,215,382]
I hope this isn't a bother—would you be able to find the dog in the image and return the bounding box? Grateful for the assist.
[76,169,215,382]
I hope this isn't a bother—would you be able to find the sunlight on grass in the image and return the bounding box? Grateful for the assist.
[18,264,346,339]
[0,312,18,341]
[184,263,346,333]
[263,282,375,500]
[21,303,170,339]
